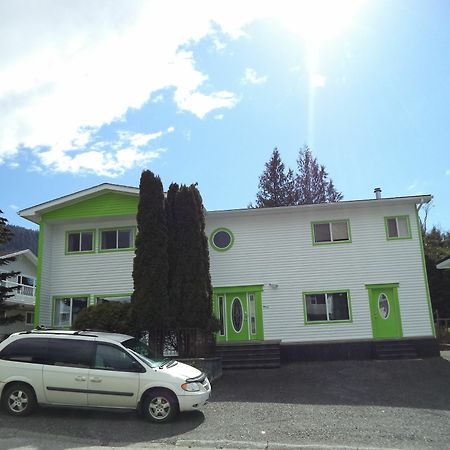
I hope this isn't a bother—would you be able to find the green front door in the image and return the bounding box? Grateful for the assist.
[213,285,264,342]
[367,284,403,339]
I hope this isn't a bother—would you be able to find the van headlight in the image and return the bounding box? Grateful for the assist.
[181,382,200,392]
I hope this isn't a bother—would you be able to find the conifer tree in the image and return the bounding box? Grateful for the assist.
[295,146,343,204]
[255,148,294,207]
[0,211,22,324]
[131,171,169,331]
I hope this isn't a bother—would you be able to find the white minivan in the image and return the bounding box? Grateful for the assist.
[0,330,211,422]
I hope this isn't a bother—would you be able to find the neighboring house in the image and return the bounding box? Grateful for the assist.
[18,183,438,360]
[0,249,37,338]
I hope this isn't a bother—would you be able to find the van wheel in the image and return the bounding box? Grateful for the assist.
[2,383,37,416]
[142,389,178,423]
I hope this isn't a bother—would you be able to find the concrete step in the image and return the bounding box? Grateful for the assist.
[215,341,281,369]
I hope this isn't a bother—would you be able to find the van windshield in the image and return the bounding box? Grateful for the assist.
[121,337,162,368]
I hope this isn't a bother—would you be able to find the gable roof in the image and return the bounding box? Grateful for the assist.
[0,249,38,266]
[19,183,139,224]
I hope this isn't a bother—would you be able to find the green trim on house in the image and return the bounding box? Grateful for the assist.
[311,219,352,246]
[33,223,45,327]
[384,215,412,240]
[365,283,400,289]
[98,227,135,253]
[414,207,436,337]
[42,192,138,222]
[209,228,235,252]
[64,229,96,255]
[302,289,353,325]
[213,285,263,294]
[52,294,90,328]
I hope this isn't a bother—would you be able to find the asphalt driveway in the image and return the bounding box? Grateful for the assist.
[0,354,449,449]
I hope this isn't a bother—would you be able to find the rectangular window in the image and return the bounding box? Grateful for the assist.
[312,220,350,244]
[304,291,351,323]
[249,293,256,335]
[100,228,133,251]
[218,296,225,336]
[67,231,94,253]
[385,216,411,239]
[25,311,34,325]
[95,295,131,305]
[53,297,88,327]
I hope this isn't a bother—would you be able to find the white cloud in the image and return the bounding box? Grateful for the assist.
[446,170,450,176]
[9,204,19,211]
[214,114,224,120]
[213,39,227,50]
[243,68,268,85]
[0,0,359,174]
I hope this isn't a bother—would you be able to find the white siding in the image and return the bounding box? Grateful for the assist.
[207,202,433,343]
[40,218,135,326]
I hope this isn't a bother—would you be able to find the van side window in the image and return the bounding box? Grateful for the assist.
[94,343,141,372]
[0,338,48,364]
[47,339,94,368]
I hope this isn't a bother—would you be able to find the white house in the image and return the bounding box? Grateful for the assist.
[18,183,438,360]
[0,249,37,338]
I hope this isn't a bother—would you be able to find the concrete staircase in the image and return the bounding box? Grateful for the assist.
[374,340,419,360]
[215,340,281,369]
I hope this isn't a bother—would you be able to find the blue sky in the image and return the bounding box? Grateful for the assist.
[0,0,449,231]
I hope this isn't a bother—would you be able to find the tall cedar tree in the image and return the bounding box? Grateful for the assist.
[255,148,296,207]
[296,146,343,204]
[131,171,169,331]
[169,185,214,329]
[0,211,22,324]
[423,226,450,317]
[166,182,179,326]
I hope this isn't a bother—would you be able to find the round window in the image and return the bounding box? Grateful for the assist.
[231,298,243,332]
[210,228,234,251]
[378,293,390,319]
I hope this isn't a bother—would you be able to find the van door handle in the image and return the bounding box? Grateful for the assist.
[90,377,102,383]
[75,376,86,381]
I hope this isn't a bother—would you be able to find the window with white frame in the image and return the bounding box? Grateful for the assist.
[385,216,411,239]
[53,297,88,327]
[100,228,133,251]
[67,231,94,253]
[312,220,350,244]
[304,291,351,322]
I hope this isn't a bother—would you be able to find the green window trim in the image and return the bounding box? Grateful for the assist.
[302,289,353,325]
[209,227,235,252]
[365,283,400,289]
[98,227,136,253]
[384,215,412,240]
[65,229,96,255]
[213,285,264,294]
[311,220,352,246]
[52,294,90,328]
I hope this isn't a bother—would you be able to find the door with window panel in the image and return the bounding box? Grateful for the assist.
[213,287,264,342]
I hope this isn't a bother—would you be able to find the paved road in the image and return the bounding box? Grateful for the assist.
[0,355,449,450]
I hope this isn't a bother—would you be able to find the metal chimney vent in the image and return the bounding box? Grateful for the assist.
[374,187,382,199]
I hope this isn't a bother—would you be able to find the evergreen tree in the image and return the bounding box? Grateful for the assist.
[170,185,213,329]
[295,146,343,204]
[0,211,22,324]
[166,182,179,326]
[255,148,294,207]
[423,226,450,317]
[131,171,169,331]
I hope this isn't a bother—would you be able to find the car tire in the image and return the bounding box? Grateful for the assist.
[142,389,178,423]
[1,383,37,417]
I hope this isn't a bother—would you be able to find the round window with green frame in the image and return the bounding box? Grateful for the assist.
[210,228,234,252]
